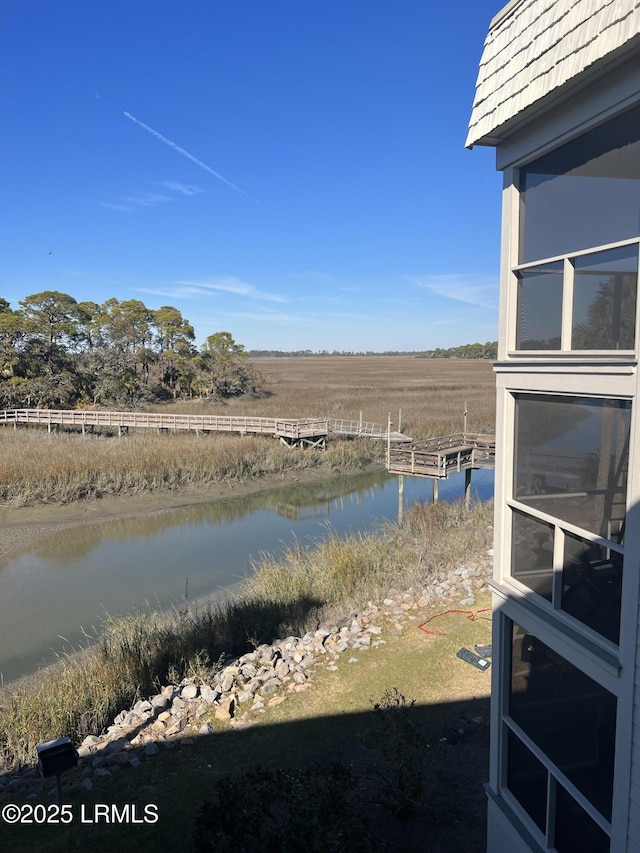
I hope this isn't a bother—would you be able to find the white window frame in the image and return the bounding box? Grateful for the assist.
[502,389,630,649]
[500,387,630,640]
[508,238,640,357]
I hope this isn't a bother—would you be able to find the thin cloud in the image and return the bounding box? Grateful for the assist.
[407,274,498,309]
[125,192,171,208]
[221,311,308,324]
[100,192,170,212]
[176,277,287,303]
[222,309,369,323]
[100,201,135,212]
[124,111,246,196]
[136,285,216,299]
[101,182,201,212]
[160,181,202,196]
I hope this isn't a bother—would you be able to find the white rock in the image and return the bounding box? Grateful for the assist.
[181,684,199,700]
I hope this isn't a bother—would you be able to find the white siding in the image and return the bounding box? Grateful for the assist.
[467,0,640,146]
[487,798,537,852]
[629,651,640,849]
[628,812,640,852]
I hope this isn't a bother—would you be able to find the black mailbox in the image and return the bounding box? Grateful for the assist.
[36,737,78,778]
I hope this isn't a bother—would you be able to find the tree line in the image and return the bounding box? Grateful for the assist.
[248,342,498,359]
[0,291,263,409]
[417,341,497,359]
[247,349,426,357]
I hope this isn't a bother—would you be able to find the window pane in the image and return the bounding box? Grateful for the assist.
[511,509,554,600]
[510,621,616,820]
[519,105,640,263]
[562,532,622,644]
[514,395,630,537]
[516,262,563,350]
[572,245,638,350]
[506,729,548,832]
[554,783,610,853]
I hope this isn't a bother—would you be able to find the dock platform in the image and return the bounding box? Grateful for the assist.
[388,432,496,478]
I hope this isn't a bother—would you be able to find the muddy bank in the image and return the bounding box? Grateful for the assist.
[0,464,382,563]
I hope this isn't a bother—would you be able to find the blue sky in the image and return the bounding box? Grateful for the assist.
[1,1,502,352]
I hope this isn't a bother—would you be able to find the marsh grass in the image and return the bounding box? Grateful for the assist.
[210,356,496,436]
[0,594,319,773]
[246,498,493,621]
[0,357,494,506]
[0,430,381,507]
[0,499,492,773]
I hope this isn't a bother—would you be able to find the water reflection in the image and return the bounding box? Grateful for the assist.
[0,468,493,684]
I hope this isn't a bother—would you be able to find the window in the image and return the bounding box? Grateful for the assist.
[572,245,638,351]
[515,245,638,352]
[513,104,640,354]
[514,395,630,538]
[504,620,615,850]
[554,784,611,853]
[506,729,548,832]
[509,394,628,644]
[511,509,554,600]
[516,262,563,350]
[519,105,640,264]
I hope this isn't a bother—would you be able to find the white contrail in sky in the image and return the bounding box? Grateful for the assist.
[124,111,246,196]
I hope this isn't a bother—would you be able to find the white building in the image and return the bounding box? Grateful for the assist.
[467,2,640,851]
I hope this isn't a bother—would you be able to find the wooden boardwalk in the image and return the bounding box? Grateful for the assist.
[325,417,410,443]
[387,432,496,478]
[0,409,411,448]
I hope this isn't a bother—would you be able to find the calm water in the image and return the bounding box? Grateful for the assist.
[0,469,493,684]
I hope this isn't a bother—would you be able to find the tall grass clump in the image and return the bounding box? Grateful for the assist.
[247,530,396,611]
[398,499,494,579]
[246,498,493,628]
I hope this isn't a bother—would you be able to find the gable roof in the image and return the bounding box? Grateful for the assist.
[466,0,640,148]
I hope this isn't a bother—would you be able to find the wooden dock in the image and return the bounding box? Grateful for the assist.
[388,431,496,511]
[387,432,496,478]
[0,409,412,449]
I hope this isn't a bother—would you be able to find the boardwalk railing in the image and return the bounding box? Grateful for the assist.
[324,417,409,441]
[0,409,412,446]
[0,408,328,442]
[326,417,384,437]
[388,432,496,478]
